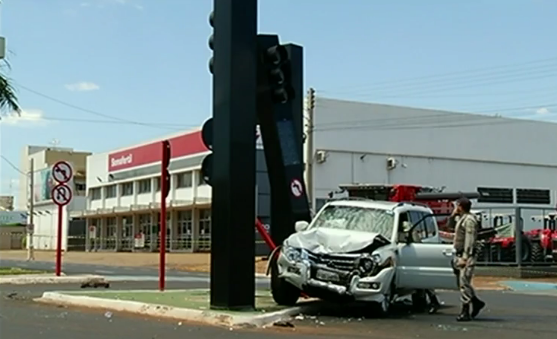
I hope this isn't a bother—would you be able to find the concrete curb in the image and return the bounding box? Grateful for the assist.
[36,291,317,328]
[0,274,106,285]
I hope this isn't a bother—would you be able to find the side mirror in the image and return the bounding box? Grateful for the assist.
[295,221,309,232]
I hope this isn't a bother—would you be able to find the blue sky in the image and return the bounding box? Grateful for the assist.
[1,0,557,198]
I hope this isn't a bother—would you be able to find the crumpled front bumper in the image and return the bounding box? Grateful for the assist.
[276,251,395,302]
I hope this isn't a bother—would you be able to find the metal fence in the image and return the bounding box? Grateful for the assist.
[1,232,272,253]
[439,206,557,267]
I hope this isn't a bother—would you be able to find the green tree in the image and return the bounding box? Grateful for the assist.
[0,60,20,115]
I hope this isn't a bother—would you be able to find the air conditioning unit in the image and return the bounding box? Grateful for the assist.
[386,157,397,170]
[315,150,328,164]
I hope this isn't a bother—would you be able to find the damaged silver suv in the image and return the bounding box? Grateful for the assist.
[268,199,458,314]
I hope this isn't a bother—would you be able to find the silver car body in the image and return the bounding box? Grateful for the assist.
[275,200,458,303]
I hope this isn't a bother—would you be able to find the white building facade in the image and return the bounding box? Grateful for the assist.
[307,97,557,229]
[21,147,90,251]
[74,128,271,253]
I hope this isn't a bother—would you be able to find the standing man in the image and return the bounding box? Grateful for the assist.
[452,197,486,322]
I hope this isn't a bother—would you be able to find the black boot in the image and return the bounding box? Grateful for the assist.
[428,295,441,314]
[470,297,486,318]
[456,303,471,322]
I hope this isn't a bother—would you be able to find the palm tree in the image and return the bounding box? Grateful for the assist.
[0,60,20,116]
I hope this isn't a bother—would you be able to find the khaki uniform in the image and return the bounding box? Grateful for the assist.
[452,213,479,304]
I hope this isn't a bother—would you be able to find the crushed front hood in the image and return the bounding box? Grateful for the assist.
[285,227,389,254]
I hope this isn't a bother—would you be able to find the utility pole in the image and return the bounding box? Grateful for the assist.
[305,88,315,207]
[27,158,35,261]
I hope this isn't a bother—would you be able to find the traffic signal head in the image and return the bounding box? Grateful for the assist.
[208,11,215,75]
[257,35,295,104]
[200,118,213,186]
[161,140,171,198]
[201,154,213,186]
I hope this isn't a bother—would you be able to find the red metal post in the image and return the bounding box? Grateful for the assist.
[254,218,309,299]
[55,205,63,276]
[255,218,276,250]
[159,142,169,291]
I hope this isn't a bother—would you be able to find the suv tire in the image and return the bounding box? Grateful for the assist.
[270,253,300,306]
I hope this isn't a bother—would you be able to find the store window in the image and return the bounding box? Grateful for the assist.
[90,188,101,200]
[105,217,117,249]
[176,210,193,250]
[155,177,161,191]
[198,209,211,251]
[121,182,133,196]
[75,182,86,192]
[138,179,151,194]
[105,185,117,198]
[197,171,206,186]
[176,172,193,188]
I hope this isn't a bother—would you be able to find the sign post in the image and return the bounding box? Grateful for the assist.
[51,161,73,277]
[160,141,171,291]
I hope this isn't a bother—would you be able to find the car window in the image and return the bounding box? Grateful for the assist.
[311,205,395,239]
[397,212,410,242]
[408,211,426,241]
[424,214,437,237]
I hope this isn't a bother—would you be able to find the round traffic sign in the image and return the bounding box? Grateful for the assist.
[51,184,73,206]
[290,179,303,198]
[52,161,73,184]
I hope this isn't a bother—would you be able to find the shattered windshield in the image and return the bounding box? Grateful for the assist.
[311,205,395,239]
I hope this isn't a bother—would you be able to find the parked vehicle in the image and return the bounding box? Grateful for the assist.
[268,199,458,314]
[527,213,557,262]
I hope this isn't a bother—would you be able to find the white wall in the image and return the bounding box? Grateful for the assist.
[312,98,557,167]
[29,196,86,251]
[86,153,109,189]
[309,97,557,229]
[86,162,210,211]
[313,151,557,199]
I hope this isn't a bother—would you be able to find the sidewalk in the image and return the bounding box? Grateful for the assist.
[0,250,269,274]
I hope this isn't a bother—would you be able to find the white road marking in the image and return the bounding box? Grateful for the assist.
[94,270,116,274]
[104,275,271,283]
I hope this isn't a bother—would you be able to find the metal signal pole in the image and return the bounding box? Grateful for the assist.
[27,158,35,261]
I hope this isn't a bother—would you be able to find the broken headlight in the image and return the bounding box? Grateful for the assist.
[357,255,375,274]
[283,246,305,262]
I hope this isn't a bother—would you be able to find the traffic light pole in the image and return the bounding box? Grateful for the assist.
[256,38,311,247]
[210,0,258,310]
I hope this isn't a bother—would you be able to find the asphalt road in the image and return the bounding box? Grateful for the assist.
[1,281,556,339]
[0,258,271,285]
[0,258,204,277]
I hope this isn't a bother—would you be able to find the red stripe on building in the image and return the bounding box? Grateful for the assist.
[108,131,208,172]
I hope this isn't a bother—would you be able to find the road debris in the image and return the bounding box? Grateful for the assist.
[81,279,110,289]
[273,320,295,328]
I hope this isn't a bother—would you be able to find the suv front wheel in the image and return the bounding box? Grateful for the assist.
[270,253,300,306]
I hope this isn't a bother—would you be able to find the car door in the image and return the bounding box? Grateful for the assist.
[396,211,458,290]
